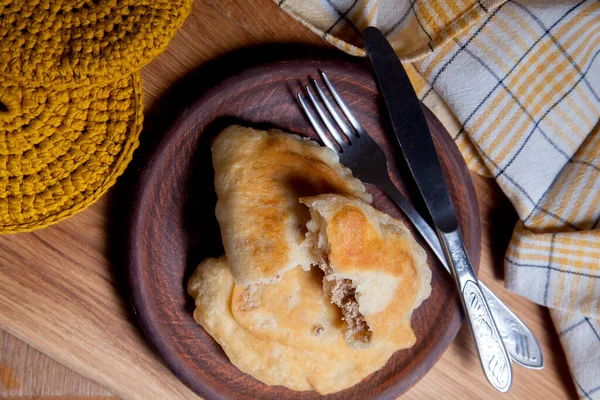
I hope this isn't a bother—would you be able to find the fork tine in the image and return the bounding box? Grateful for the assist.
[305,86,346,147]
[321,71,366,137]
[297,93,337,151]
[311,79,353,141]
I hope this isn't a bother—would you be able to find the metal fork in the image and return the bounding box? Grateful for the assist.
[297,71,543,370]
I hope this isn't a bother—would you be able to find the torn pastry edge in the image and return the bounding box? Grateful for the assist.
[303,203,373,349]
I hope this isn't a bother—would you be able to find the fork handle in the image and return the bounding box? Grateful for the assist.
[439,229,512,392]
[478,281,543,369]
[377,179,543,369]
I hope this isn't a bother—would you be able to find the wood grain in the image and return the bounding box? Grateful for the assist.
[128,57,480,399]
[0,0,578,399]
[0,332,116,398]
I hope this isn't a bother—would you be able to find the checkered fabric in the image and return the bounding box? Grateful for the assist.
[275,0,600,397]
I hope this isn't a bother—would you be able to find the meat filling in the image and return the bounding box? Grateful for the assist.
[321,263,372,348]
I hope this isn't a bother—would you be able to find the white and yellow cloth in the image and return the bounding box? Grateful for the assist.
[274,0,600,397]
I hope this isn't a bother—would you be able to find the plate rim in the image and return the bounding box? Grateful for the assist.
[128,56,481,400]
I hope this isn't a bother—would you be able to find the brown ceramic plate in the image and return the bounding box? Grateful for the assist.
[128,57,480,400]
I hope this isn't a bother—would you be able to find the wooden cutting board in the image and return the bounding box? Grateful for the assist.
[0,0,578,399]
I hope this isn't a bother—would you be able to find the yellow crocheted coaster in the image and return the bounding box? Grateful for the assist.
[0,0,192,87]
[0,73,142,233]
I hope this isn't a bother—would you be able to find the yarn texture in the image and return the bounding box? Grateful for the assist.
[0,0,192,87]
[0,74,142,233]
[0,0,192,233]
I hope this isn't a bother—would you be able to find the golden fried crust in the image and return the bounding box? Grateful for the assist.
[212,125,371,285]
[301,194,432,344]
[188,256,416,395]
[231,266,345,349]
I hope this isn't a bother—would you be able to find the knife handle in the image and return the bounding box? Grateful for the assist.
[438,229,513,392]
[377,178,543,369]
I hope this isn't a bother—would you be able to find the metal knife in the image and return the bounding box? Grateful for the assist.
[393,189,544,370]
[363,26,513,392]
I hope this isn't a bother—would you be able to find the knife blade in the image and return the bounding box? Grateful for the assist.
[363,26,513,392]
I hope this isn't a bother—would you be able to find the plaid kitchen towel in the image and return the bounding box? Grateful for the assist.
[275,0,600,397]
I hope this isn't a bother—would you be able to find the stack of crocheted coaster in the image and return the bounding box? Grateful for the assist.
[0,0,192,233]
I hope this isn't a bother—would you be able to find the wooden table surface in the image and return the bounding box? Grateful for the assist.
[0,0,579,399]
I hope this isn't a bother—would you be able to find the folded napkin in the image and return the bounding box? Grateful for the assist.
[275,0,600,397]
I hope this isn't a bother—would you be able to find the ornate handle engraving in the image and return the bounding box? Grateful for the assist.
[464,281,512,391]
[381,180,542,369]
[439,229,513,392]
[482,283,544,369]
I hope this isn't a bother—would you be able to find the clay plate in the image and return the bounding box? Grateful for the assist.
[128,57,480,399]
